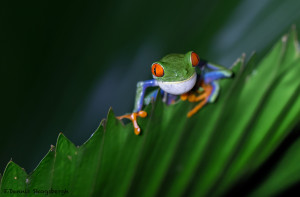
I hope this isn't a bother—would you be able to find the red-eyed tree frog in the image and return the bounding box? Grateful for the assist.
[117,51,233,135]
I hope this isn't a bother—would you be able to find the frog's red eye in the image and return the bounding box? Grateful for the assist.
[151,63,164,77]
[191,52,200,67]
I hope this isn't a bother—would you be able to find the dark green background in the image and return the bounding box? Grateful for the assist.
[1,0,300,173]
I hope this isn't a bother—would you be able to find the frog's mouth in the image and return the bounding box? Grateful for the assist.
[157,73,197,95]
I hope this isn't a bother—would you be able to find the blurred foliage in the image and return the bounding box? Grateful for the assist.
[1,28,300,196]
[1,0,300,177]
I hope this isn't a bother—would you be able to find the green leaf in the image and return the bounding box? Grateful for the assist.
[0,162,27,197]
[249,130,300,196]
[1,28,300,197]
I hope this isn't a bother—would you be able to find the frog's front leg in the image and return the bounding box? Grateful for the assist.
[117,79,158,135]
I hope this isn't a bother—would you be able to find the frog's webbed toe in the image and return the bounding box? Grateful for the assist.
[117,111,147,135]
[181,81,213,117]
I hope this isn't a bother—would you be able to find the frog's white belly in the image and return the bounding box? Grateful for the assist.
[157,73,197,95]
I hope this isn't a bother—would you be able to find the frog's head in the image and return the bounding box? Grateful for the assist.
[151,51,200,95]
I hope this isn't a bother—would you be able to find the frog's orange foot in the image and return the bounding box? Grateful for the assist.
[180,90,205,102]
[187,99,208,117]
[180,93,189,101]
[186,83,213,118]
[117,111,147,135]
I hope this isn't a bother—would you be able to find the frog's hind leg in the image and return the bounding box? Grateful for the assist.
[206,62,233,75]
[186,64,232,117]
[207,81,220,103]
[204,70,232,84]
